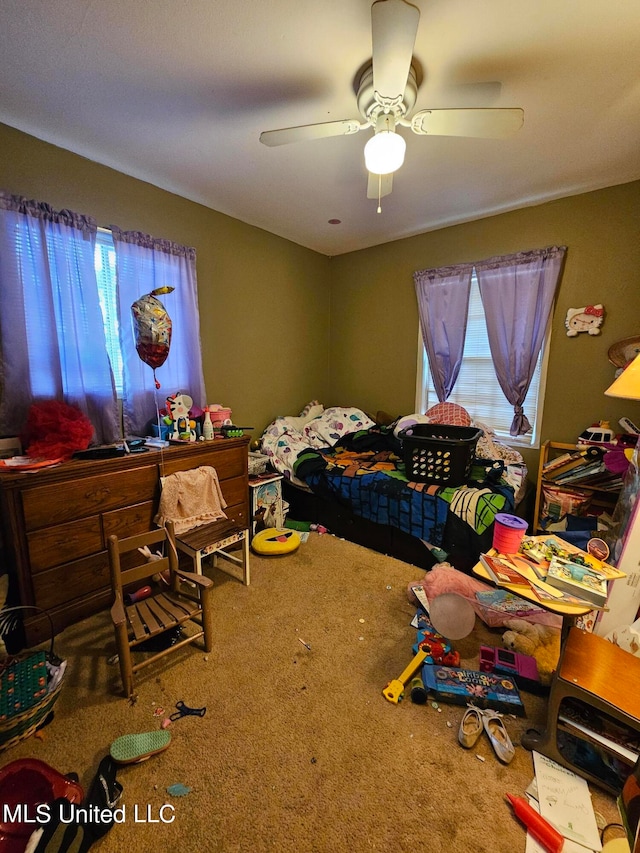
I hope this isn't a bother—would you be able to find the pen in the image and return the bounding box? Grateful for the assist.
[506,793,564,853]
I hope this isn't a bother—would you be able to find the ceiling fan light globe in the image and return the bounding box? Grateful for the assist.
[364,130,406,175]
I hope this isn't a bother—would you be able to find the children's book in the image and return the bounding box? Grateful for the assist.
[421,663,526,715]
[546,556,609,606]
[542,449,588,476]
[480,553,532,588]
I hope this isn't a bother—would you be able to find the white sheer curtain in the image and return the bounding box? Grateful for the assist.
[0,193,119,442]
[111,227,207,437]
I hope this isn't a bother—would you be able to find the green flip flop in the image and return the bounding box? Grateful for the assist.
[110,730,171,765]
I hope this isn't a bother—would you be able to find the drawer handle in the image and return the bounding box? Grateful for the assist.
[85,487,111,504]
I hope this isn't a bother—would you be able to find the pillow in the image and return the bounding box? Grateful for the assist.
[425,402,471,427]
[393,413,431,438]
[281,401,324,433]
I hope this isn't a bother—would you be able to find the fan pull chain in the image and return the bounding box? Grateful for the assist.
[377,174,382,214]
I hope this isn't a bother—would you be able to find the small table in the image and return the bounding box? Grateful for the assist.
[472,555,594,642]
[472,534,624,641]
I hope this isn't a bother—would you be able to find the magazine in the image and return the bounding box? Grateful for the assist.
[474,588,546,618]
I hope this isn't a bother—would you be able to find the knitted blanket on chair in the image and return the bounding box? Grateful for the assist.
[154,466,227,534]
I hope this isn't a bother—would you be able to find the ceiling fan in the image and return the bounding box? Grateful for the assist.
[259,0,524,208]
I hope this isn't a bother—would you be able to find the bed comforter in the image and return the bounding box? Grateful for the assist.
[261,405,526,549]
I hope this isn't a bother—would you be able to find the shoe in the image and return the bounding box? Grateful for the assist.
[31,758,123,853]
[458,705,484,748]
[482,711,515,764]
[110,730,171,765]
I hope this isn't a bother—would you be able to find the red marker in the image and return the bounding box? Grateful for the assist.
[506,793,564,853]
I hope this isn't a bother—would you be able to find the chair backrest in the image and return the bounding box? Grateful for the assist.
[107,523,179,597]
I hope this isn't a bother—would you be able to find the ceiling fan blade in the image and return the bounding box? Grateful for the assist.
[260,119,362,147]
[367,171,393,200]
[371,0,420,102]
[411,108,524,138]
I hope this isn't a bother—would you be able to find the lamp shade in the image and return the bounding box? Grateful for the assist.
[605,352,640,400]
[364,130,406,175]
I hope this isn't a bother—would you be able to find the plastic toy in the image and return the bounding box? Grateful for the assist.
[251,527,301,555]
[577,420,616,447]
[417,637,460,667]
[479,645,541,693]
[165,392,197,442]
[506,793,564,853]
[382,647,430,704]
[217,424,253,439]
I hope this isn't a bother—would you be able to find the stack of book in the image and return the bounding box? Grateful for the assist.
[542,446,623,491]
[479,551,608,610]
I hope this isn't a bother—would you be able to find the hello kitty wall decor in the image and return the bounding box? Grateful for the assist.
[565,304,605,336]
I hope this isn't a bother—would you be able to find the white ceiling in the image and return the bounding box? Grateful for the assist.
[1,0,640,257]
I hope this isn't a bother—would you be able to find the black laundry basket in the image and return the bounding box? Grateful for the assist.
[399,424,482,486]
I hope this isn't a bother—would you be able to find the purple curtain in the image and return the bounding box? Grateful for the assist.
[413,263,474,402]
[111,227,207,437]
[475,246,566,436]
[0,193,119,443]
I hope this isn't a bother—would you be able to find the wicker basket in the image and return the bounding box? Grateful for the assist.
[0,608,66,752]
[248,451,269,476]
[399,424,482,486]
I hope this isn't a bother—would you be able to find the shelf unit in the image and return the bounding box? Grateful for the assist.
[532,440,622,534]
[522,627,640,795]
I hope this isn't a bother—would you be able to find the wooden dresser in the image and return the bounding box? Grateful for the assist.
[0,438,249,646]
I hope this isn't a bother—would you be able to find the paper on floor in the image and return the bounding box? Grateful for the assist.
[525,795,596,853]
[532,752,602,851]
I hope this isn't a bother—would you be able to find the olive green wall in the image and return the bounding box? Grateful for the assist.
[0,123,331,439]
[328,183,640,473]
[2,122,640,475]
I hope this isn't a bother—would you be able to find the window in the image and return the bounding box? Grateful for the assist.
[0,192,206,443]
[416,273,550,448]
[94,229,123,395]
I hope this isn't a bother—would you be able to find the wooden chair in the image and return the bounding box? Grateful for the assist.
[173,517,250,584]
[107,521,214,698]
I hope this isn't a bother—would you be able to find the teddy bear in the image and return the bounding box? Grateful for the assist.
[502,617,561,686]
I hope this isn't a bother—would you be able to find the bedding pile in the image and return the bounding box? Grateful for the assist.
[260,402,527,551]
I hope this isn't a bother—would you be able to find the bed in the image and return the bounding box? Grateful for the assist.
[259,401,530,572]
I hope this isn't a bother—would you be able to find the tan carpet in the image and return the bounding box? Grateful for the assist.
[4,534,620,853]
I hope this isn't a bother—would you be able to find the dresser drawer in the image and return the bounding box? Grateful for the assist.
[27,516,103,573]
[162,445,245,481]
[32,551,110,610]
[221,475,249,510]
[22,467,159,531]
[102,501,157,541]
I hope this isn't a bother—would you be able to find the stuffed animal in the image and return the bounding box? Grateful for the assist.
[502,617,561,686]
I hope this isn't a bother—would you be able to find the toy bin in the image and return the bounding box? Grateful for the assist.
[398,424,482,486]
[208,406,232,429]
